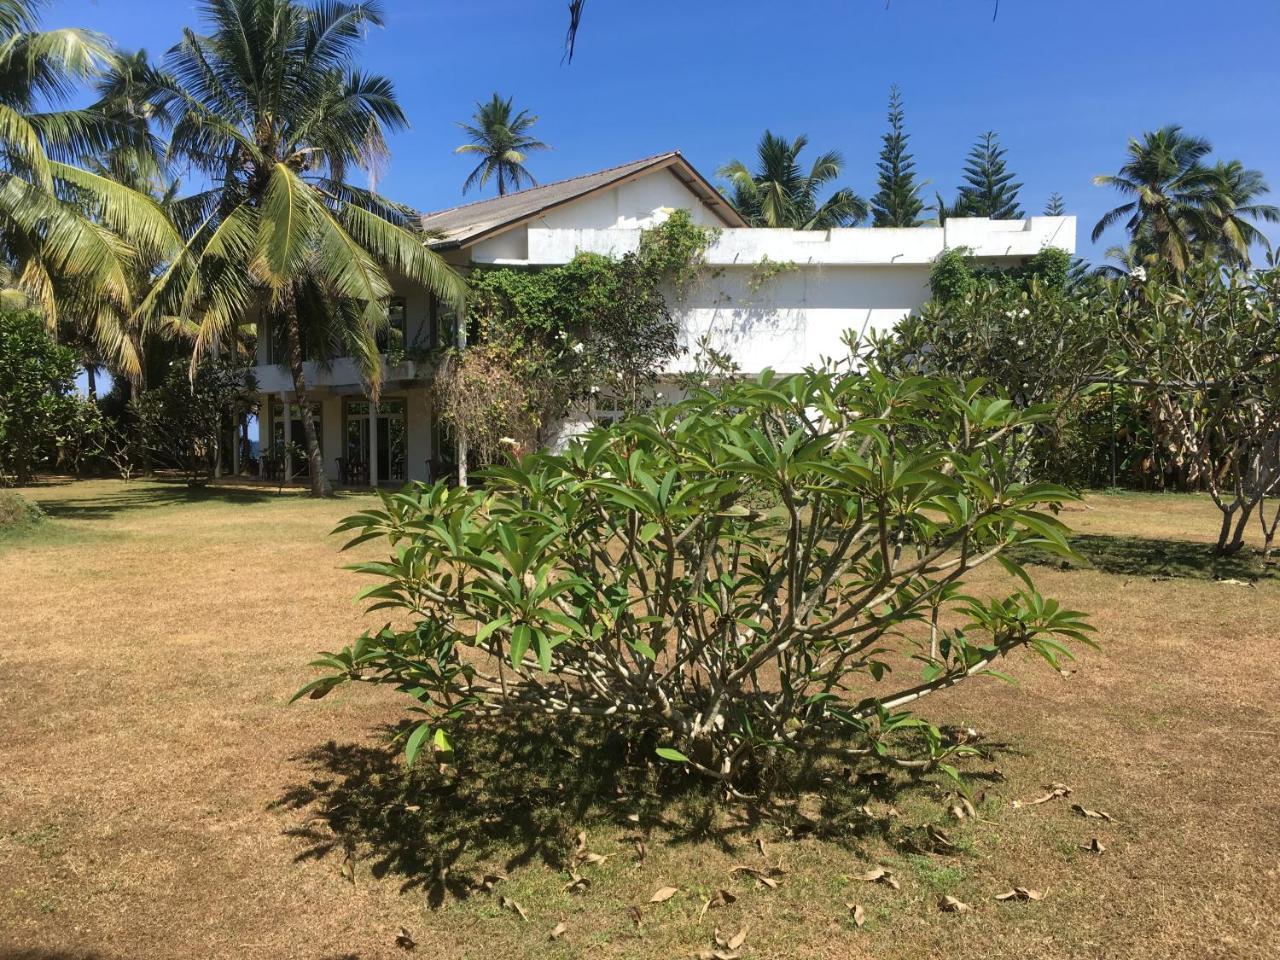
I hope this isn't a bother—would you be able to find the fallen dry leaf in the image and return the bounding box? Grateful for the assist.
[926,824,955,849]
[726,926,749,950]
[730,865,780,889]
[573,830,588,855]
[995,887,1045,902]
[938,895,972,913]
[649,885,680,903]
[1082,836,1106,854]
[477,872,506,892]
[856,866,901,890]
[1024,783,1073,806]
[549,922,567,941]
[950,797,977,821]
[562,872,590,895]
[1071,803,1114,822]
[577,851,609,866]
[699,888,737,919]
[755,837,767,858]
[633,839,647,862]
[847,902,866,928]
[498,896,529,922]
[697,951,740,960]
[394,926,416,950]
[626,905,642,928]
[339,854,355,885]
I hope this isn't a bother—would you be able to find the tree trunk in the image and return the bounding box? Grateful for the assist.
[85,365,97,401]
[1214,500,1255,557]
[281,309,331,498]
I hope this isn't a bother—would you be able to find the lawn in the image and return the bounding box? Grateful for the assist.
[1,480,1278,960]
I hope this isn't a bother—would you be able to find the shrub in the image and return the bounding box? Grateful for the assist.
[876,274,1111,485]
[298,367,1093,794]
[0,310,80,485]
[0,489,44,530]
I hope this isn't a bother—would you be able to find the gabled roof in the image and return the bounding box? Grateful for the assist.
[419,151,746,249]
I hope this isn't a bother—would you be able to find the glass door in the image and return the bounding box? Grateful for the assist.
[270,400,321,477]
[343,397,406,484]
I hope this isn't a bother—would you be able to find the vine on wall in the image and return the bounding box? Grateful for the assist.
[434,210,713,465]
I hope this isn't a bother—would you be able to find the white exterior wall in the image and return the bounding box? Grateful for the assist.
[470,168,726,265]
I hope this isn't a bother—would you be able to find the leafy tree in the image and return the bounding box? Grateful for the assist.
[300,367,1092,792]
[884,258,1109,483]
[719,131,867,229]
[954,131,1023,219]
[138,0,466,497]
[0,0,178,327]
[134,357,253,486]
[454,92,548,196]
[1044,192,1066,216]
[1112,265,1280,555]
[0,309,78,485]
[870,85,924,227]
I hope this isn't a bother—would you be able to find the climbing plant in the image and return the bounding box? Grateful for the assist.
[435,210,714,461]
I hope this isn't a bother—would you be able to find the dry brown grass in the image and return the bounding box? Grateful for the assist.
[1,482,1278,960]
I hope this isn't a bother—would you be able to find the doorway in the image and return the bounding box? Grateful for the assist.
[343,397,407,483]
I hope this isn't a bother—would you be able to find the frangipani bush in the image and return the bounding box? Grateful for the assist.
[297,367,1092,794]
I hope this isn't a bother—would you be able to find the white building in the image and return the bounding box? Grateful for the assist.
[252,151,1075,485]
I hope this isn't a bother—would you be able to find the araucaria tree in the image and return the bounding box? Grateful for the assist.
[138,0,466,497]
[1044,192,1066,216]
[454,93,548,196]
[720,131,867,229]
[299,367,1092,792]
[954,131,1023,219]
[870,85,924,227]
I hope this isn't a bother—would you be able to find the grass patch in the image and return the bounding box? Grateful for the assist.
[1,481,1278,959]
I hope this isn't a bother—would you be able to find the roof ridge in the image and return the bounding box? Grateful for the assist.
[420,150,681,221]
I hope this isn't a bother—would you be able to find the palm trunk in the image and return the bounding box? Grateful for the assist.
[281,309,331,498]
[85,365,97,401]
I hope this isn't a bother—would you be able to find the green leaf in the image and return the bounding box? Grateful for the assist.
[509,623,532,669]
[655,747,689,763]
[404,722,433,768]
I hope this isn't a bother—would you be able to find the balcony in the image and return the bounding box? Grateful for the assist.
[251,354,434,396]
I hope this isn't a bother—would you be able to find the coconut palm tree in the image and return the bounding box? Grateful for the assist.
[454,93,548,196]
[719,131,866,230]
[138,0,466,497]
[1091,126,1222,274]
[0,0,178,329]
[1200,160,1279,267]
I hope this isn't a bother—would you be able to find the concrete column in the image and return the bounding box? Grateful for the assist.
[232,410,242,476]
[368,398,379,487]
[280,392,292,481]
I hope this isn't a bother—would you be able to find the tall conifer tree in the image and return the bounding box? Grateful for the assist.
[954,131,1023,219]
[870,85,924,227]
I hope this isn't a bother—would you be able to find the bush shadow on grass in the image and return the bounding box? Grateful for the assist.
[1012,533,1274,582]
[33,480,283,522]
[272,717,1012,904]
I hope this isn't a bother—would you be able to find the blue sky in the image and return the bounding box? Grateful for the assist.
[54,0,1280,266]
